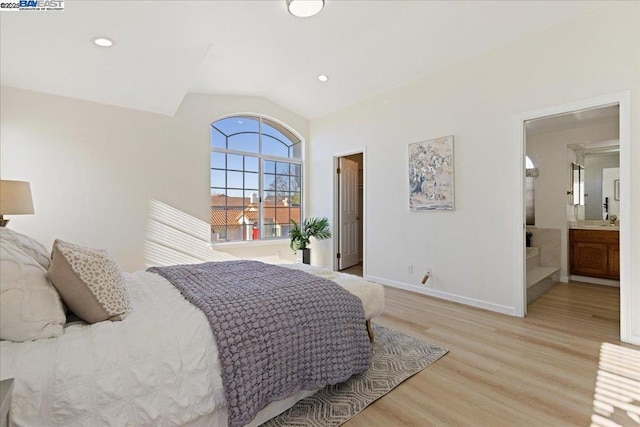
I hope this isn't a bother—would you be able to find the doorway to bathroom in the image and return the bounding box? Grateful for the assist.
[524,104,620,304]
[513,91,634,345]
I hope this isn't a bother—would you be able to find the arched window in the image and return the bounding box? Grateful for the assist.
[210,115,302,243]
[525,156,535,169]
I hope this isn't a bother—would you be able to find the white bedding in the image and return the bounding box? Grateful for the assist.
[0,262,384,426]
[1,271,227,426]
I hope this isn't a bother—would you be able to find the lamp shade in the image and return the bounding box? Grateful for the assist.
[0,180,35,215]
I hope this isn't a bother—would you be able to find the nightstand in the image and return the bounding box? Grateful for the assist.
[0,379,14,427]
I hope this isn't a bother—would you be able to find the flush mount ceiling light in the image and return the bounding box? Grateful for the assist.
[92,37,114,48]
[286,0,324,18]
[318,74,329,82]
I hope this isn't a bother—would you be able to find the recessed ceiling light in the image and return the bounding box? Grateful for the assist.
[318,74,329,82]
[286,0,324,18]
[92,37,114,48]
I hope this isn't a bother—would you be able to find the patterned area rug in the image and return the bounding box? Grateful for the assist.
[261,324,448,426]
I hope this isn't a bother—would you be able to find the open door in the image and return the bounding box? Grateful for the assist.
[338,157,359,270]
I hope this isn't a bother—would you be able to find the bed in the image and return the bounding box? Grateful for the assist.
[0,229,384,426]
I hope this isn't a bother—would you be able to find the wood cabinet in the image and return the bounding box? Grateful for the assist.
[608,244,620,277]
[569,229,619,280]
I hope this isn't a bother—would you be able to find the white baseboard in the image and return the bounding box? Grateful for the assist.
[559,275,570,283]
[364,274,516,316]
[625,334,640,346]
[570,275,620,287]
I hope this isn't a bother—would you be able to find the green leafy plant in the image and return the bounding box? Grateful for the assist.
[289,217,332,252]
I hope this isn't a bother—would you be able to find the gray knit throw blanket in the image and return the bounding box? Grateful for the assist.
[148,260,371,427]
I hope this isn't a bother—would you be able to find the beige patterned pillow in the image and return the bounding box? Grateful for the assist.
[0,241,65,341]
[47,239,130,324]
[0,227,51,270]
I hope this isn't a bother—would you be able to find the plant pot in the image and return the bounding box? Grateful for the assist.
[301,248,311,265]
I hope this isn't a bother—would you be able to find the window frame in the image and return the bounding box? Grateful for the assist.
[210,115,303,244]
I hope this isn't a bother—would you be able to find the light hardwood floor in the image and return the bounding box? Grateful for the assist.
[346,282,640,426]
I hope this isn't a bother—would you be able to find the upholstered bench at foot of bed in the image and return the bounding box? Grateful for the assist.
[338,279,384,342]
[281,264,385,341]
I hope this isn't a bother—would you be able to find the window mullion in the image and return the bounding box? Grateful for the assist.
[259,154,302,165]
[225,136,230,242]
[212,147,259,158]
[258,118,263,240]
[259,158,264,241]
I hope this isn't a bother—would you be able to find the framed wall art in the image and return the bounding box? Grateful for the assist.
[409,135,454,211]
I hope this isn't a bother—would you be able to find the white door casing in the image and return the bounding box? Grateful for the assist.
[339,157,359,269]
[513,90,636,345]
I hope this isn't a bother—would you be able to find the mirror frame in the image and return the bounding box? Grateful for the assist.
[571,162,585,206]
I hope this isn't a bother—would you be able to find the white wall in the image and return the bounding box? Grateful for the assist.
[0,88,307,271]
[526,119,619,280]
[307,3,640,324]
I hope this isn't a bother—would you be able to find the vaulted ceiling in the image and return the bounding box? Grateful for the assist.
[0,1,603,119]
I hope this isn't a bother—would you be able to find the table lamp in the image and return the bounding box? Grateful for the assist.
[0,180,35,227]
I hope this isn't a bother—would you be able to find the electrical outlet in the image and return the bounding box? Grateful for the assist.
[408,264,413,274]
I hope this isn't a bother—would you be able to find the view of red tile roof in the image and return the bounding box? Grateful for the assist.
[261,206,300,224]
[210,209,244,230]
[210,206,300,230]
[211,194,249,207]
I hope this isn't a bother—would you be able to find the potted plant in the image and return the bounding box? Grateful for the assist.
[289,217,332,264]
[526,232,533,248]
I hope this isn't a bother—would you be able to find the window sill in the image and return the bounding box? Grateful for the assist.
[210,239,290,250]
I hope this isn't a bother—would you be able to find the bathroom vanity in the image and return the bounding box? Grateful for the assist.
[569,227,619,280]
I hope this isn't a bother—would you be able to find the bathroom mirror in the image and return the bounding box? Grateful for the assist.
[571,162,584,206]
[583,148,620,219]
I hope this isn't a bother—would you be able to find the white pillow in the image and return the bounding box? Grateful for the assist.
[0,240,66,342]
[0,227,51,270]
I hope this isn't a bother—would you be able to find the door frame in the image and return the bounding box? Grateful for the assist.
[512,90,634,344]
[333,148,366,273]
